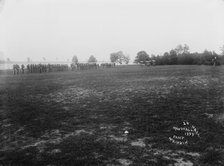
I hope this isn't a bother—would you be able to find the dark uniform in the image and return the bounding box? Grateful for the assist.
[27,64,30,73]
[16,64,20,74]
[21,64,25,74]
[13,64,16,75]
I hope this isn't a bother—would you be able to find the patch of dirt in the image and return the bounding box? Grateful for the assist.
[108,135,127,142]
[74,129,94,136]
[117,158,133,166]
[99,124,117,130]
[174,158,193,166]
[146,148,200,166]
[131,138,146,147]
[188,76,209,87]
[214,113,224,124]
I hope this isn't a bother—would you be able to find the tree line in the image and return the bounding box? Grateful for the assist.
[72,51,130,64]
[73,44,224,66]
[134,44,224,65]
[2,44,224,66]
[72,55,98,64]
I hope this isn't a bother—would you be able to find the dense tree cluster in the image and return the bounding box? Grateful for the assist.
[134,51,150,64]
[135,44,224,65]
[154,50,224,65]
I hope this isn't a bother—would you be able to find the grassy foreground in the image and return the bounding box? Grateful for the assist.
[0,65,224,165]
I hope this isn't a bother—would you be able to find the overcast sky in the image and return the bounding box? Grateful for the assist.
[0,0,224,62]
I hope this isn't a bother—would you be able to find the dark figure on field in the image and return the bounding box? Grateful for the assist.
[17,64,20,74]
[71,63,75,71]
[39,64,42,73]
[212,57,217,66]
[27,64,30,73]
[13,64,16,75]
[29,64,32,73]
[21,64,25,74]
[47,64,50,72]
[31,64,34,73]
[15,64,20,74]
[43,64,47,72]
[100,63,115,68]
[151,60,156,66]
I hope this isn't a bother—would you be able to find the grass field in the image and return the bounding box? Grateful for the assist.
[0,65,224,165]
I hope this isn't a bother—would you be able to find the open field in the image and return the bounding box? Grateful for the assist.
[0,65,224,165]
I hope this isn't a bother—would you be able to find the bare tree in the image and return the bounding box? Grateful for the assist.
[183,44,190,54]
[123,55,130,64]
[110,51,128,64]
[72,55,78,64]
[175,44,184,55]
[175,44,190,55]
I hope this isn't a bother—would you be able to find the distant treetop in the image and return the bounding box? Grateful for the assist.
[88,55,97,63]
[72,55,78,64]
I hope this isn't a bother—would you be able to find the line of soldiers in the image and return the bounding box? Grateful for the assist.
[27,64,47,73]
[13,64,25,75]
[13,62,116,74]
[78,63,99,70]
[71,63,99,71]
[27,64,69,73]
[100,63,116,68]
[13,64,69,74]
[71,62,116,71]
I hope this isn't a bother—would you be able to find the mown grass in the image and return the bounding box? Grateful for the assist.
[0,65,224,165]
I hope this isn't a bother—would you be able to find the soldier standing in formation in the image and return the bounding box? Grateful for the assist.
[13,64,16,75]
[212,57,217,66]
[24,63,69,74]
[21,64,25,74]
[13,64,20,75]
[100,63,116,68]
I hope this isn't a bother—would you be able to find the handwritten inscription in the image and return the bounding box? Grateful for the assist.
[169,121,200,145]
